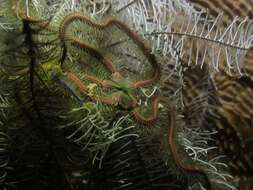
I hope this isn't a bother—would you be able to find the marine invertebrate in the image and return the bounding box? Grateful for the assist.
[168,109,211,190]
[0,0,253,190]
[59,12,161,87]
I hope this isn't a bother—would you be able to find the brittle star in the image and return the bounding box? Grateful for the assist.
[58,12,164,124]
[12,7,212,186]
[58,13,212,188]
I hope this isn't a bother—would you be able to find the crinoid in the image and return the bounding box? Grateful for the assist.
[1,0,253,190]
[186,0,253,188]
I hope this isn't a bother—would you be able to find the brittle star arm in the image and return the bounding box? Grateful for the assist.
[77,54,122,89]
[167,110,211,190]
[65,71,121,105]
[13,5,119,91]
[58,64,164,123]
[131,96,166,125]
[14,6,161,90]
[59,12,161,88]
[69,37,118,74]
[64,71,139,110]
